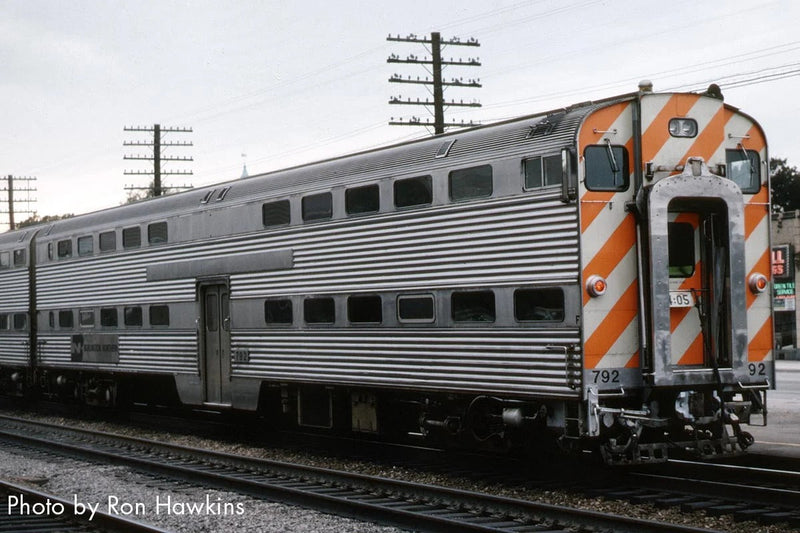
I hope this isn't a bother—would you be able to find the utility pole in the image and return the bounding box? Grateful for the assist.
[123,124,193,197]
[387,32,481,134]
[0,175,37,231]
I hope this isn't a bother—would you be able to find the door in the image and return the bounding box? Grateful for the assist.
[667,207,732,369]
[200,282,231,404]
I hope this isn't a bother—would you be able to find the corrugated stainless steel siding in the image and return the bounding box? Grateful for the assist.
[232,329,581,397]
[0,270,29,312]
[0,334,29,365]
[236,193,579,296]
[37,332,196,373]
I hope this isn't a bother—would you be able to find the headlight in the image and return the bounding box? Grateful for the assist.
[668,118,698,138]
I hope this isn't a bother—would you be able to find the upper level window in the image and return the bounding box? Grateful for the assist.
[302,192,332,221]
[0,252,10,269]
[148,222,168,244]
[123,227,141,249]
[452,290,495,322]
[397,294,435,323]
[99,231,116,252]
[59,310,74,329]
[265,299,293,325]
[304,297,335,324]
[57,239,72,259]
[726,149,760,193]
[79,309,95,328]
[347,295,382,324]
[394,175,432,208]
[78,236,93,256]
[101,308,118,327]
[124,306,143,327]
[13,249,25,267]
[13,313,27,330]
[524,155,562,189]
[584,144,629,191]
[449,165,493,201]
[514,288,565,322]
[263,200,291,228]
[346,184,379,215]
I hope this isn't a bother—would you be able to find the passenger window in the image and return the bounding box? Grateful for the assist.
[347,295,382,324]
[304,297,335,324]
[79,310,95,328]
[124,306,143,327]
[149,305,170,326]
[726,149,760,193]
[302,192,333,221]
[263,200,291,227]
[668,222,695,277]
[13,313,26,330]
[148,222,168,244]
[0,252,9,269]
[78,236,93,256]
[584,144,629,191]
[265,299,293,325]
[449,165,493,201]
[524,155,562,189]
[100,308,118,327]
[57,239,73,258]
[122,227,141,249]
[346,184,379,215]
[99,231,116,252]
[0,314,7,329]
[514,288,565,322]
[59,310,74,329]
[394,175,433,208]
[452,291,495,322]
[397,295,435,323]
[13,249,25,267]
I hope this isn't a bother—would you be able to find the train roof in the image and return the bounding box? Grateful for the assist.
[10,85,744,240]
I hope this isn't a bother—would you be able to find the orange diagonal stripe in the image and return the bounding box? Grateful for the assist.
[748,318,773,362]
[584,281,639,369]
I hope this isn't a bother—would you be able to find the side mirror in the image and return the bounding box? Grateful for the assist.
[561,147,578,203]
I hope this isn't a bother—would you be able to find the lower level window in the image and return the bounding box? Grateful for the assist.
[265,299,293,324]
[514,288,564,322]
[452,291,495,322]
[149,305,170,326]
[304,297,335,324]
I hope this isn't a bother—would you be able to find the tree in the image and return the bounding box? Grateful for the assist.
[16,213,74,229]
[770,158,800,214]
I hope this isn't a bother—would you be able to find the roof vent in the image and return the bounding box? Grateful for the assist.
[435,139,456,158]
[638,80,653,93]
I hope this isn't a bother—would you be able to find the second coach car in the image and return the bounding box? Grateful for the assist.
[0,82,773,464]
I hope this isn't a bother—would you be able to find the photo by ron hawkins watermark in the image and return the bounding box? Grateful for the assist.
[7,493,246,520]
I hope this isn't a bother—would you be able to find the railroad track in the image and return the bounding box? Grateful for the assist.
[0,414,718,533]
[0,477,170,533]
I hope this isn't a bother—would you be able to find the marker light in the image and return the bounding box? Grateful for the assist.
[586,275,607,298]
[748,273,768,294]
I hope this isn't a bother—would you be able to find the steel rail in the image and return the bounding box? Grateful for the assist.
[0,414,720,533]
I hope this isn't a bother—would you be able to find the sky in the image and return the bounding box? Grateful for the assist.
[1,0,799,230]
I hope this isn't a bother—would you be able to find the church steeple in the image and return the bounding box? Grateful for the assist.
[240,153,249,179]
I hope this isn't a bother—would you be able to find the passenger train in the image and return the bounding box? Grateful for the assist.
[0,82,774,464]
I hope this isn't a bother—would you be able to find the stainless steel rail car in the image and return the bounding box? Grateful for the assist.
[0,82,773,464]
